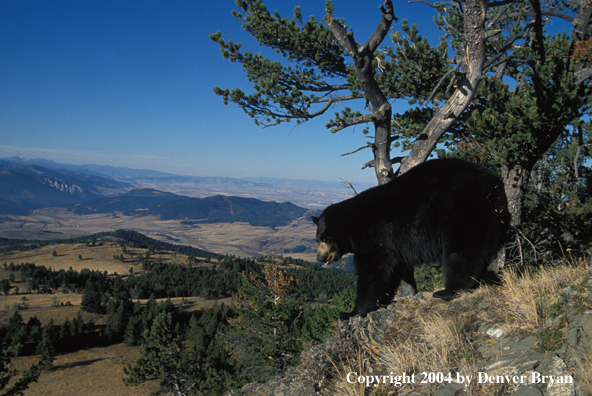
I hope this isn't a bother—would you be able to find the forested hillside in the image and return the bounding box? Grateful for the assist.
[71,188,183,215]
[151,195,309,227]
[67,188,310,228]
[1,244,355,395]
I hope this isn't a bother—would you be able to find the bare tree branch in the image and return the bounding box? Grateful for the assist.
[341,144,373,157]
[326,113,375,133]
[528,0,546,63]
[362,156,405,170]
[339,178,359,195]
[400,0,488,174]
[422,63,461,108]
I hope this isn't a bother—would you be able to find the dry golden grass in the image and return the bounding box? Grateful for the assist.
[500,256,592,331]
[0,290,233,326]
[329,349,367,396]
[0,241,194,274]
[0,292,86,326]
[329,257,592,395]
[0,241,217,325]
[12,343,157,396]
[573,347,592,395]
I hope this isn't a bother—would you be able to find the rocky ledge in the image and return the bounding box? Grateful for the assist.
[241,261,592,396]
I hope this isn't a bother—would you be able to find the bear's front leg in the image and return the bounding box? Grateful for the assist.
[340,262,401,320]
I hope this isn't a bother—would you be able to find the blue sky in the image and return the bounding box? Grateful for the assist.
[1,0,442,184]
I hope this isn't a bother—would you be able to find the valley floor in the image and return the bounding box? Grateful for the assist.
[0,207,319,261]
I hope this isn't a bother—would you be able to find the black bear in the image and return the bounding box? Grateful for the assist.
[312,158,510,320]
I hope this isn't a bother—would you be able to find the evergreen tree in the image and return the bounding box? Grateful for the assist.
[185,304,241,395]
[123,316,143,347]
[80,279,104,314]
[438,30,592,231]
[57,318,73,349]
[70,314,85,339]
[333,287,355,315]
[212,0,592,231]
[104,276,134,342]
[308,305,339,343]
[6,312,26,348]
[223,264,306,382]
[0,280,10,296]
[123,313,201,396]
[36,320,56,371]
[0,341,41,396]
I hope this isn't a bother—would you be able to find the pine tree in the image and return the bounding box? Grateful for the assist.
[123,316,143,346]
[123,313,201,396]
[80,279,103,314]
[436,31,592,230]
[36,320,56,371]
[0,280,10,296]
[223,264,306,382]
[58,318,73,350]
[333,287,355,315]
[212,0,592,228]
[309,305,339,342]
[0,341,41,396]
[6,312,26,348]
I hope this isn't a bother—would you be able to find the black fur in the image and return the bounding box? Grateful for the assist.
[312,158,510,320]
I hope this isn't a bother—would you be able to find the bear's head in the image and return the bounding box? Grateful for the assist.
[311,214,350,265]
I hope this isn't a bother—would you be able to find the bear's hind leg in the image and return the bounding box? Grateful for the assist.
[433,251,484,301]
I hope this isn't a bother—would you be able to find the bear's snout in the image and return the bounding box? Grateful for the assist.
[316,241,340,265]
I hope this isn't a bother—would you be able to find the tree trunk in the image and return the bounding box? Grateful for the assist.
[399,0,488,175]
[371,107,393,185]
[501,163,529,228]
[499,163,530,268]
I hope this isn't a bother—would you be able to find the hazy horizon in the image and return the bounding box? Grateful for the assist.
[0,154,377,192]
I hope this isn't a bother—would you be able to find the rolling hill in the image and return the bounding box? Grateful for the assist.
[71,188,309,228]
[151,195,309,227]
[71,188,184,215]
[0,157,311,229]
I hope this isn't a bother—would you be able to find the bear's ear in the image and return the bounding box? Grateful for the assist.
[311,216,320,225]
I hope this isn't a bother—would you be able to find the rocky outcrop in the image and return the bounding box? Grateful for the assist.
[241,270,592,396]
[41,176,85,194]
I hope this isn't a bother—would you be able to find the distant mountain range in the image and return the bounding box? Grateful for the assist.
[0,157,312,227]
[0,160,131,214]
[0,156,370,211]
[0,156,175,180]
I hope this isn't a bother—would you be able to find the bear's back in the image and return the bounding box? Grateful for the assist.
[357,158,499,201]
[339,158,508,229]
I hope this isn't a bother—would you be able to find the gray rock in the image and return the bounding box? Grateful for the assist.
[433,382,464,396]
[482,323,507,338]
[544,357,575,396]
[512,386,543,396]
